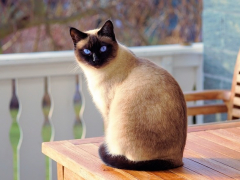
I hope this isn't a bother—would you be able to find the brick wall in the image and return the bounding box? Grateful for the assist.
[203,0,240,122]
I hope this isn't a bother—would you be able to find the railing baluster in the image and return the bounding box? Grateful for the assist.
[48,75,76,180]
[16,77,45,180]
[0,79,13,180]
[79,74,104,138]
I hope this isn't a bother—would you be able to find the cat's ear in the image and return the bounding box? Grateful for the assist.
[70,27,88,46]
[98,20,116,41]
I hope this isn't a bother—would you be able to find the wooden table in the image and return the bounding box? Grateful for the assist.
[42,120,240,180]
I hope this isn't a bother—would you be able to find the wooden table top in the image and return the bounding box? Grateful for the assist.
[42,120,240,180]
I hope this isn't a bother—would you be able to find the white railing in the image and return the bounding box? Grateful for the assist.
[0,43,203,180]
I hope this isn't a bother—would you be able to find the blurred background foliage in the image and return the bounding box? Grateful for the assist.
[0,0,202,54]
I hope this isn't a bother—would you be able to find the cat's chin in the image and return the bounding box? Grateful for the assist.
[98,143,183,171]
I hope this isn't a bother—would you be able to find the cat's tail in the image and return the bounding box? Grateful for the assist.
[98,143,182,171]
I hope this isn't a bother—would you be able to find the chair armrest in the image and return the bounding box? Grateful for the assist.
[184,90,231,116]
[187,104,228,116]
[184,90,231,102]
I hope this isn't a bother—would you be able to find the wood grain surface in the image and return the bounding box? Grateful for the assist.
[42,121,240,179]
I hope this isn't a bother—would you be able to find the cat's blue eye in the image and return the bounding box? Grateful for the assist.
[100,46,107,52]
[83,49,91,55]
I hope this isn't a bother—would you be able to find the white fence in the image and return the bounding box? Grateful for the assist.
[0,43,203,180]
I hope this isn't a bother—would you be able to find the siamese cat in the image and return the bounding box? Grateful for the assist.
[70,20,187,171]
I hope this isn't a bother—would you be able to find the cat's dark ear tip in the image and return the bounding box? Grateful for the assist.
[106,19,113,23]
[98,19,116,41]
[69,27,75,35]
[69,27,76,33]
[104,19,114,27]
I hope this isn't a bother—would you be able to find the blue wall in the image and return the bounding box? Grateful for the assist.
[203,0,240,121]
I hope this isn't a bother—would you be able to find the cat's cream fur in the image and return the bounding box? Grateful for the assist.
[70,20,187,170]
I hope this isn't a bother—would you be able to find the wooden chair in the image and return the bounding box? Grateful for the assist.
[184,50,240,120]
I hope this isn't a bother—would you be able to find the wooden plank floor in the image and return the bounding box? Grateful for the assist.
[42,121,240,180]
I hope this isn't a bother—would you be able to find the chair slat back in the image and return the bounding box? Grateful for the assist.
[228,50,240,119]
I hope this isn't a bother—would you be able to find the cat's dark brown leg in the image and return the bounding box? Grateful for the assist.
[98,143,182,171]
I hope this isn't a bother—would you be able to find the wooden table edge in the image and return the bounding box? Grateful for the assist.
[42,120,240,179]
[187,119,240,132]
[42,142,95,180]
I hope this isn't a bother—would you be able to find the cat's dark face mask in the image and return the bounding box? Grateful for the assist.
[70,20,117,68]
